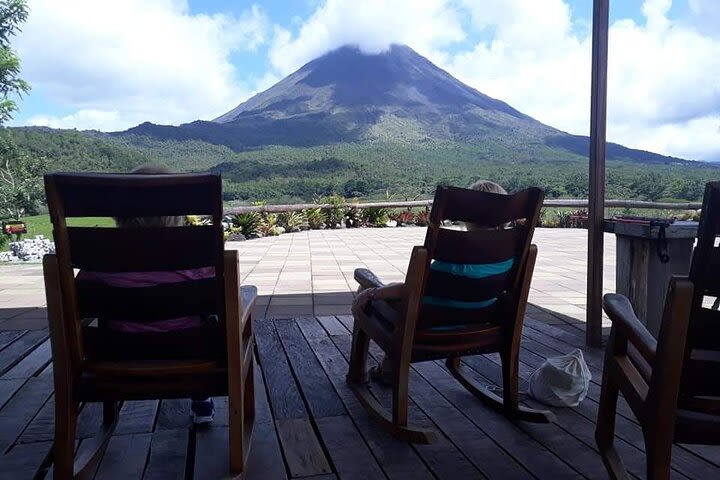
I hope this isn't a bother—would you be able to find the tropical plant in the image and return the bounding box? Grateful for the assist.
[229,212,262,238]
[391,209,415,226]
[322,193,346,229]
[361,207,389,227]
[260,213,283,236]
[414,209,429,226]
[186,214,211,226]
[344,206,362,228]
[304,207,325,229]
[278,211,307,232]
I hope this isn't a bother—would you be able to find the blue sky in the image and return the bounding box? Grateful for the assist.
[10,0,720,161]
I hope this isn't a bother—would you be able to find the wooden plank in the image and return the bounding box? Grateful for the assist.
[193,426,230,480]
[274,319,345,418]
[0,330,26,352]
[323,325,490,480]
[413,360,584,479]
[253,319,307,420]
[93,433,152,480]
[0,378,23,410]
[297,317,459,480]
[334,315,354,333]
[0,374,53,452]
[2,339,52,379]
[0,441,52,480]
[156,399,192,431]
[142,428,188,480]
[0,331,48,376]
[253,356,273,425]
[316,316,349,336]
[18,394,55,444]
[115,400,159,435]
[315,415,386,480]
[275,418,331,478]
[245,421,288,480]
[77,402,104,439]
[461,352,672,480]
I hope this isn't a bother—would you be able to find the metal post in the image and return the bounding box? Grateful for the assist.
[587,0,609,347]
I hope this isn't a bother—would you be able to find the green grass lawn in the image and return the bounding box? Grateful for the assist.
[15,214,115,241]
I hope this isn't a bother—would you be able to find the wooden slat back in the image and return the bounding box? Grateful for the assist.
[45,172,220,217]
[44,172,226,363]
[683,181,720,400]
[416,186,544,331]
[67,226,218,272]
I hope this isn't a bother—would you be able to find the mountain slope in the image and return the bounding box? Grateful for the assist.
[117,44,685,165]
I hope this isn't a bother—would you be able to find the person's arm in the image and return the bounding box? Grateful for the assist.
[353,282,406,316]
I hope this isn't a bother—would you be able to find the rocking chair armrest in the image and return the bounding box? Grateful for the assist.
[603,293,657,363]
[354,268,385,290]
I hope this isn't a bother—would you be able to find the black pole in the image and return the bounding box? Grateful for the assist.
[587,0,609,347]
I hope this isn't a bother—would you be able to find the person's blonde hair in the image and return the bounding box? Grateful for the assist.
[469,179,507,195]
[466,179,508,230]
[114,164,185,228]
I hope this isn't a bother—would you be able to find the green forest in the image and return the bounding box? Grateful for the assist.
[8,126,719,210]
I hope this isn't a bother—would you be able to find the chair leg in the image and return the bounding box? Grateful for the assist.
[644,430,672,480]
[595,374,629,480]
[52,390,79,480]
[347,322,370,384]
[103,401,118,426]
[391,356,409,427]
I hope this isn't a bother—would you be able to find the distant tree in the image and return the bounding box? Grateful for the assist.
[0,134,46,218]
[0,0,29,124]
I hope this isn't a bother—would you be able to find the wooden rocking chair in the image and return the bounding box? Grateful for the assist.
[596,181,720,480]
[43,173,255,479]
[347,185,553,443]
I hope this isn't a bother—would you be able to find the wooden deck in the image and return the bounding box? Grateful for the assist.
[1,313,719,479]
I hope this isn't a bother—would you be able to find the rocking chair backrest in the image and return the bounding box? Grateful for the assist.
[44,172,225,363]
[683,181,720,405]
[416,186,544,331]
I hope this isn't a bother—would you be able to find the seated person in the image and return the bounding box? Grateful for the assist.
[352,180,508,384]
[75,164,216,424]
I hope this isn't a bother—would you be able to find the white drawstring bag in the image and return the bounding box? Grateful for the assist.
[528,348,591,407]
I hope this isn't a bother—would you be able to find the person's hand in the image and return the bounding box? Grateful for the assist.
[352,287,376,317]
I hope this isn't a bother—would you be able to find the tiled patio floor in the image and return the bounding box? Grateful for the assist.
[0,227,616,331]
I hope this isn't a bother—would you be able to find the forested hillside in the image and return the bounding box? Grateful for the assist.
[8,126,718,204]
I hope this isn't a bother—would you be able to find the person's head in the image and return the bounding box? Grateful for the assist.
[469,179,507,195]
[466,179,508,230]
[114,164,185,228]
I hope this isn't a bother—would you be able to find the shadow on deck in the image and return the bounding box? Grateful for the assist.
[0,306,718,479]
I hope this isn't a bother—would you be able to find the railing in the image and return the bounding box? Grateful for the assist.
[225,199,701,215]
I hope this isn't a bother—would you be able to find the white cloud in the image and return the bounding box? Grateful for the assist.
[27,109,123,131]
[442,0,720,161]
[268,0,465,76]
[16,0,270,130]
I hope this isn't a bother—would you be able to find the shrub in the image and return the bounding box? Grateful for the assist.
[345,207,362,228]
[278,211,307,232]
[305,207,325,229]
[414,210,429,226]
[260,213,283,236]
[186,215,211,226]
[391,210,415,226]
[362,207,389,227]
[229,212,262,238]
[322,193,347,229]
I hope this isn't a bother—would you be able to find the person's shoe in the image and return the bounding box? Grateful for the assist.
[191,398,215,425]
